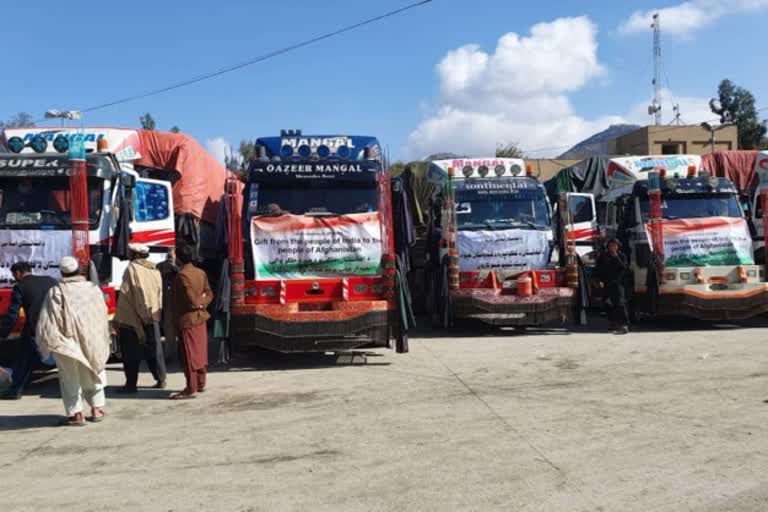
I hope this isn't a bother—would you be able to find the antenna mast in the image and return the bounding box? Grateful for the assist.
[648,13,662,125]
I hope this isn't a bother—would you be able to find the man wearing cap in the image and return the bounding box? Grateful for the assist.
[170,244,213,400]
[114,243,165,393]
[596,238,630,335]
[0,262,57,399]
[36,257,110,426]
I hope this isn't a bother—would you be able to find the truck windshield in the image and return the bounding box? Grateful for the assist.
[251,182,379,216]
[639,193,742,221]
[0,176,104,229]
[455,185,550,230]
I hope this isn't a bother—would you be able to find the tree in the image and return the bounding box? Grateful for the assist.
[170,126,180,133]
[495,142,526,159]
[710,79,767,150]
[139,113,156,131]
[0,112,35,129]
[238,140,256,168]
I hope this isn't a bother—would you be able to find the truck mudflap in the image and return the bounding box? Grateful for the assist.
[230,302,391,353]
[451,287,576,326]
[633,284,768,321]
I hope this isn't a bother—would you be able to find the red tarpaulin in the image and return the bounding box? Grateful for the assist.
[702,150,759,195]
[136,130,233,225]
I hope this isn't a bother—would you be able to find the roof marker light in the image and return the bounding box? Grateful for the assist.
[280,145,294,157]
[53,135,69,153]
[97,138,109,152]
[686,165,696,178]
[30,135,47,154]
[462,165,474,178]
[337,145,351,159]
[478,165,489,177]
[658,167,667,178]
[7,136,24,153]
[316,145,331,158]
[510,164,522,176]
[298,145,312,158]
[494,164,505,176]
[525,164,534,177]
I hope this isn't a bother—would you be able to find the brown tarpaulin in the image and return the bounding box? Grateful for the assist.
[136,130,232,225]
[702,150,759,195]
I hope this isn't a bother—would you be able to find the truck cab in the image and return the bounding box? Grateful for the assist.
[229,131,398,353]
[601,155,768,320]
[425,158,585,327]
[0,128,175,340]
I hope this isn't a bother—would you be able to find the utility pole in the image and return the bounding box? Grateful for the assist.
[648,13,662,125]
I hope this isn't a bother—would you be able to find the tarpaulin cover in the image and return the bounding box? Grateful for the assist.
[701,150,759,196]
[543,156,611,203]
[136,130,232,225]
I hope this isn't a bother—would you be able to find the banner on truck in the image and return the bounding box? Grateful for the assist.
[250,212,383,279]
[0,230,72,284]
[647,217,754,267]
[457,229,549,272]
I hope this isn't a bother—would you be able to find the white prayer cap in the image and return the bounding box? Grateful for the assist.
[59,256,79,274]
[129,243,150,255]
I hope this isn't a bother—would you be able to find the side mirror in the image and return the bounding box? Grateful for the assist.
[120,173,136,188]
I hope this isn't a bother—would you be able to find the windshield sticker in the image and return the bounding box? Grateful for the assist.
[0,230,73,283]
[645,217,754,267]
[457,229,549,272]
[250,212,382,278]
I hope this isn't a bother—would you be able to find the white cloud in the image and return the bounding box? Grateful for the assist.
[405,17,621,158]
[619,0,768,37]
[205,137,233,165]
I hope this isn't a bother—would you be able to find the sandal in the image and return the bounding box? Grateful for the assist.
[88,409,106,423]
[169,392,196,400]
[61,414,86,427]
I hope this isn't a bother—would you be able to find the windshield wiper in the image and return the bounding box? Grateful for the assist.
[304,211,343,217]
[491,218,541,229]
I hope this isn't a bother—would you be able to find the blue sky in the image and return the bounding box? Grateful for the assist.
[1,0,767,161]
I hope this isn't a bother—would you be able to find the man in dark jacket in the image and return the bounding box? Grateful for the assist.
[0,262,57,399]
[596,239,630,335]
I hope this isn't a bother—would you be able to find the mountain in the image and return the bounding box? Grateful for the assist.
[558,124,641,159]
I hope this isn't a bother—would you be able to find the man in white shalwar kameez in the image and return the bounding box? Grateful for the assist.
[36,257,111,426]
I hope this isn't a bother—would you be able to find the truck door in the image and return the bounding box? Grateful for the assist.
[129,177,175,266]
[565,193,597,258]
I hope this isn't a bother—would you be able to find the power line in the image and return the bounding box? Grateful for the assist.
[64,0,432,116]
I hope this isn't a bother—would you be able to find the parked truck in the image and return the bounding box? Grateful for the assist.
[227,130,407,353]
[422,158,591,328]
[591,154,768,320]
[0,127,231,345]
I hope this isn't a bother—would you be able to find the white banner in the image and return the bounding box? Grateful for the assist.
[646,217,754,267]
[457,229,550,272]
[250,213,383,279]
[0,230,72,284]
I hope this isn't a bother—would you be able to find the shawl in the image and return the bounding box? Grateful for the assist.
[36,276,111,381]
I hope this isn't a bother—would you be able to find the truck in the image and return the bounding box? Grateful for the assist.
[590,154,768,320]
[227,130,406,353]
[422,157,591,328]
[0,127,231,347]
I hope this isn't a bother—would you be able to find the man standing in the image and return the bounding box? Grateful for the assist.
[114,243,165,393]
[596,238,630,335]
[156,248,179,355]
[170,244,213,400]
[0,262,57,399]
[36,257,111,426]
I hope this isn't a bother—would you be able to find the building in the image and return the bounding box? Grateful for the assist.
[607,124,738,156]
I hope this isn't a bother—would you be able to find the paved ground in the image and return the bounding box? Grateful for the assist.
[2,316,768,511]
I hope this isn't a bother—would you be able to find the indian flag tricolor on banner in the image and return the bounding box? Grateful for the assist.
[646,217,754,268]
[250,212,383,279]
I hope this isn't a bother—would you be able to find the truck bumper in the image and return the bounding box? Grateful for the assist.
[634,284,768,321]
[230,301,392,353]
[451,288,576,326]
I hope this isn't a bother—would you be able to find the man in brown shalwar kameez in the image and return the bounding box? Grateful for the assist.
[170,244,213,400]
